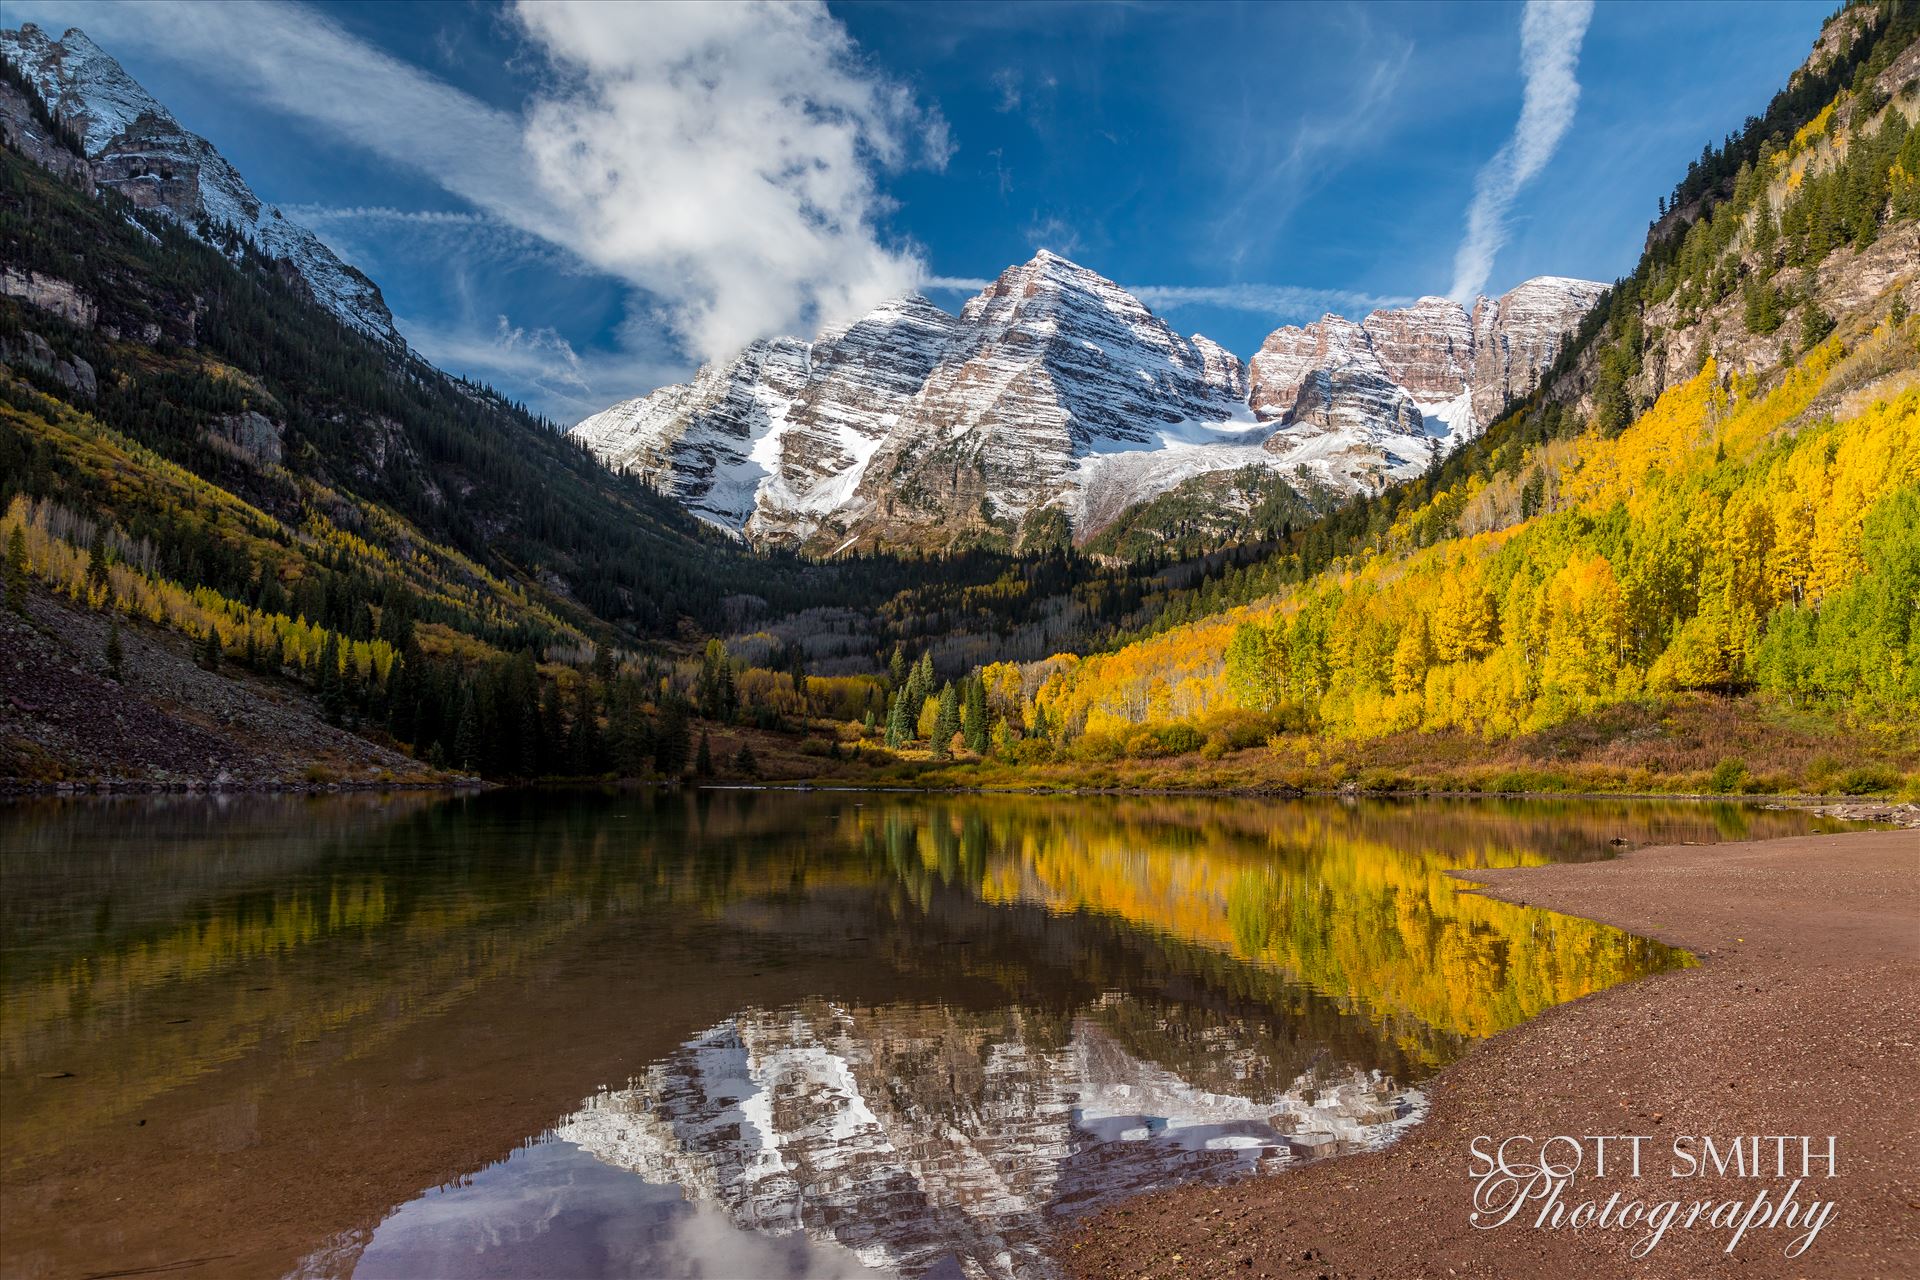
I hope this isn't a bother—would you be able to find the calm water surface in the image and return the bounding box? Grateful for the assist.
[0,791,1851,1278]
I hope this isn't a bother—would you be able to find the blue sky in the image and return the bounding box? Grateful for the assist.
[12,0,1829,421]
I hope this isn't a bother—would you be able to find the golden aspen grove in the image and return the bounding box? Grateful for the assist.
[1003,341,1917,752]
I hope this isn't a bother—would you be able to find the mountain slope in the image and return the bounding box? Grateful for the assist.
[1,23,401,349]
[572,255,1601,554]
[928,1,1920,779]
[0,52,938,781]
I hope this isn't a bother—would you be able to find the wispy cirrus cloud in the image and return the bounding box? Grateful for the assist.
[990,68,1022,113]
[1448,0,1594,302]
[280,204,492,227]
[401,313,682,423]
[1210,27,1414,270]
[19,0,948,367]
[280,202,586,279]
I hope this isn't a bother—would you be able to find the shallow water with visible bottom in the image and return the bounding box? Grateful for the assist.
[0,791,1851,1278]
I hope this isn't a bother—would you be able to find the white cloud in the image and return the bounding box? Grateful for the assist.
[923,276,994,293]
[512,0,948,363]
[1025,215,1085,259]
[1448,0,1594,303]
[1210,33,1413,268]
[282,203,585,279]
[20,0,947,367]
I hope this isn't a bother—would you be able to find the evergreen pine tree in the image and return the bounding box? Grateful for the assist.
[317,633,344,721]
[889,644,907,689]
[1801,300,1836,352]
[86,529,109,592]
[655,698,691,774]
[539,682,564,771]
[696,731,713,777]
[734,742,758,778]
[931,682,960,759]
[961,677,988,753]
[6,525,28,615]
[452,687,481,771]
[1751,200,1778,263]
[567,679,603,774]
[105,616,123,681]
[905,651,934,711]
[885,691,911,747]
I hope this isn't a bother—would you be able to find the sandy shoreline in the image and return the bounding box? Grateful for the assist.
[1061,828,1920,1279]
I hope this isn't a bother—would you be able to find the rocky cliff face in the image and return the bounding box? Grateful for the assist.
[1249,314,1425,435]
[572,256,1603,553]
[1249,280,1606,441]
[1467,276,1609,424]
[570,295,964,540]
[840,251,1253,547]
[1361,295,1475,401]
[0,24,402,350]
[0,76,92,192]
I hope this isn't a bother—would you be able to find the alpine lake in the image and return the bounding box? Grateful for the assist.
[0,790,1855,1279]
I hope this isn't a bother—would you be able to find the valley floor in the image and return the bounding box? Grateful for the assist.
[1060,827,1920,1279]
[805,693,1920,805]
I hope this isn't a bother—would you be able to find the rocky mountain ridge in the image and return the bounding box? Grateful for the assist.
[0,23,403,350]
[572,256,1603,552]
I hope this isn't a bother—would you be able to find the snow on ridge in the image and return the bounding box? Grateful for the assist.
[0,23,403,350]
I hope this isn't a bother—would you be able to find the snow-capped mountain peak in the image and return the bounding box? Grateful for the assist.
[569,253,1604,553]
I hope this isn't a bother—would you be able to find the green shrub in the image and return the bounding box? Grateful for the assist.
[1157,723,1206,755]
[1708,757,1748,794]
[1838,764,1899,795]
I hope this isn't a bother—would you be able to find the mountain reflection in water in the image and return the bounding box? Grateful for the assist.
[0,791,1844,1279]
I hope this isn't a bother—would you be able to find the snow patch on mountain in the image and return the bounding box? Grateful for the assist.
[0,23,403,350]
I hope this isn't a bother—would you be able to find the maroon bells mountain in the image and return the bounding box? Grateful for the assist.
[570,255,1604,552]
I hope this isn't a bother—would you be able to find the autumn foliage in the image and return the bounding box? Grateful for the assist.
[972,328,1919,756]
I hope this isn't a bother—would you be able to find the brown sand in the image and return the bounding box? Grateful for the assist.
[1062,829,1920,1279]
